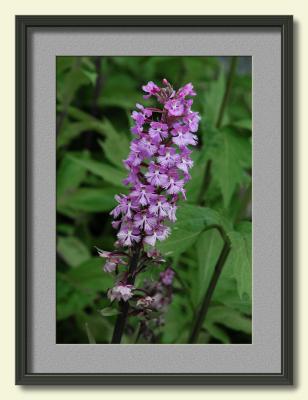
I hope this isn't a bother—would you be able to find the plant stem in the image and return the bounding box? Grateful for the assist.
[188,228,231,344]
[111,246,141,344]
[216,56,238,129]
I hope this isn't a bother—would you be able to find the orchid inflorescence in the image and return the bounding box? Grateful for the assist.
[97,79,200,339]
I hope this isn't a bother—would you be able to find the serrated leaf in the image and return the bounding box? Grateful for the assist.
[211,126,251,207]
[57,236,90,267]
[158,204,229,256]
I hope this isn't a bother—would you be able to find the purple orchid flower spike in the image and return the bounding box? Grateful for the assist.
[97,79,200,343]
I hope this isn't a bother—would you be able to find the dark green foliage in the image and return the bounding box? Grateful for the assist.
[56,56,252,344]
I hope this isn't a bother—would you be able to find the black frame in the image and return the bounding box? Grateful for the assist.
[16,15,293,385]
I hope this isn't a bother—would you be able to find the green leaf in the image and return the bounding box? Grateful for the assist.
[211,126,251,207]
[66,258,113,293]
[232,119,252,131]
[58,187,123,213]
[57,236,91,267]
[57,62,92,104]
[57,223,74,236]
[85,322,96,344]
[185,150,207,203]
[206,305,252,334]
[82,69,97,86]
[76,312,112,343]
[68,154,126,187]
[196,229,223,303]
[213,273,251,314]
[57,152,88,198]
[57,120,103,149]
[203,68,226,127]
[56,259,112,321]
[158,204,229,256]
[204,322,230,344]
[97,119,130,169]
[100,307,120,317]
[56,274,94,320]
[56,57,76,75]
[228,222,252,300]
[98,73,139,109]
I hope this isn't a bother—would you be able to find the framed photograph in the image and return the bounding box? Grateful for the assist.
[16,15,293,385]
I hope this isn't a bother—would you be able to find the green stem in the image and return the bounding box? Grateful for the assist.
[188,226,231,344]
[216,56,238,129]
[111,246,141,344]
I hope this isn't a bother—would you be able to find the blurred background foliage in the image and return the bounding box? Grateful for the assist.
[56,56,252,344]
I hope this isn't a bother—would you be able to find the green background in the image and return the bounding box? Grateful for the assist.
[56,56,252,344]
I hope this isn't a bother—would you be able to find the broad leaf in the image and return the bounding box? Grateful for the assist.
[195,229,223,303]
[211,126,251,207]
[203,68,226,127]
[57,152,88,199]
[57,236,90,267]
[68,155,126,187]
[158,204,229,256]
[97,119,130,169]
[66,258,113,293]
[58,187,122,213]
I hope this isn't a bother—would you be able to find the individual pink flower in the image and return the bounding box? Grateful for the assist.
[171,124,198,147]
[164,98,185,116]
[117,225,141,247]
[130,184,156,206]
[142,81,160,99]
[108,284,134,302]
[177,83,196,98]
[148,122,169,143]
[157,146,179,167]
[144,225,171,246]
[110,194,138,219]
[145,162,168,187]
[148,195,171,218]
[133,210,157,232]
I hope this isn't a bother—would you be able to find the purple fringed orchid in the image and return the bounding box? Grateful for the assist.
[97,79,200,343]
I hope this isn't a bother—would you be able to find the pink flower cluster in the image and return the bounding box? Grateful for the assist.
[98,79,200,305]
[112,79,200,250]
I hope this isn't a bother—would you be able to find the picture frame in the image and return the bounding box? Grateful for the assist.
[16,15,293,385]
